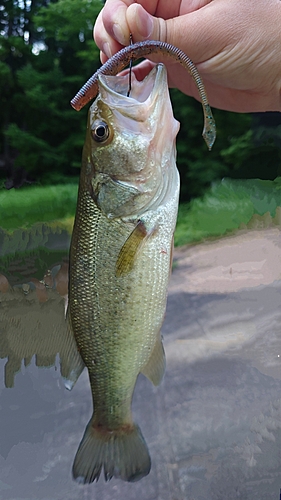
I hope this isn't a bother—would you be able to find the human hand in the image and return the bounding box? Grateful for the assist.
[94,0,281,113]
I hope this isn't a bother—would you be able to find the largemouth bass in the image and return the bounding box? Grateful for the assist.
[69,64,180,483]
[71,40,216,151]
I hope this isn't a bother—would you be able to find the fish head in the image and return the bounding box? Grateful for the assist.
[83,64,180,219]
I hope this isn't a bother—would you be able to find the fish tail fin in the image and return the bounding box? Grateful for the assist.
[72,417,151,483]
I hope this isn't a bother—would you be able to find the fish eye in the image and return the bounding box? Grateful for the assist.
[91,121,110,142]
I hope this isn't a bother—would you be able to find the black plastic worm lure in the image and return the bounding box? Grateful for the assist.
[70,40,216,150]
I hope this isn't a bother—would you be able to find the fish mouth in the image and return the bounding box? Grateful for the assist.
[98,63,167,115]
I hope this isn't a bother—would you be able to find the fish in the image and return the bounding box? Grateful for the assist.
[68,63,180,484]
[71,40,216,151]
[0,40,215,485]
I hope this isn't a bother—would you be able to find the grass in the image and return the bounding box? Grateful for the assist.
[175,177,281,246]
[0,183,78,231]
[1,178,281,249]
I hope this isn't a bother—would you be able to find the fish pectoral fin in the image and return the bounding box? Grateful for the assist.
[141,336,166,386]
[115,220,156,277]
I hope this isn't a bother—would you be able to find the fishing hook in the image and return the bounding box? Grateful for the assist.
[70,40,216,150]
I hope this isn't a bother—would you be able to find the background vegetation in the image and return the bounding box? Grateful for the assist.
[1,177,280,285]
[1,177,281,245]
[1,0,281,201]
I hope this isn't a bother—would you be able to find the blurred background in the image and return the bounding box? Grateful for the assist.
[0,0,281,246]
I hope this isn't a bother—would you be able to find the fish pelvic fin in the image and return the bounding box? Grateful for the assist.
[72,418,151,483]
[61,312,85,390]
[141,336,166,386]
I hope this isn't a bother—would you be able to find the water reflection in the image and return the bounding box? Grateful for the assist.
[1,225,281,499]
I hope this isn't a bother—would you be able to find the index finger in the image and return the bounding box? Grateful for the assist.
[101,0,132,46]
[98,0,167,45]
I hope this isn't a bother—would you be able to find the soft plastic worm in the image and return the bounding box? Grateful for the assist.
[70,40,216,150]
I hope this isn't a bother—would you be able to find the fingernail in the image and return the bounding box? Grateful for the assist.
[113,23,126,45]
[136,5,153,38]
[102,42,112,58]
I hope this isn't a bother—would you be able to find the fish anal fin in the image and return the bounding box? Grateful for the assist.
[72,418,151,483]
[61,313,85,390]
[141,336,166,386]
[116,220,156,277]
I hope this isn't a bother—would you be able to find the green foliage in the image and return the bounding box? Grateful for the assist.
[0,182,78,230]
[170,91,247,199]
[0,60,12,86]
[0,0,101,185]
[220,127,281,181]
[174,177,281,246]
[171,90,281,201]
[1,178,280,250]
[5,123,55,174]
[1,0,280,197]
[4,61,85,176]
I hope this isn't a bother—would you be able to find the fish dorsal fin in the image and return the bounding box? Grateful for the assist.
[116,220,153,277]
[141,336,166,386]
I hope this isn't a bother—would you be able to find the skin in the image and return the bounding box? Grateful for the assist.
[94,0,281,113]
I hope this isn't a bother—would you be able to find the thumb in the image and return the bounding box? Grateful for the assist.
[126,3,221,64]
[126,4,167,44]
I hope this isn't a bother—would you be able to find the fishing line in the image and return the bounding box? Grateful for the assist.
[71,40,217,150]
[127,33,133,97]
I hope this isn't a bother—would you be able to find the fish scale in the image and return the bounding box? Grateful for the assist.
[71,190,169,381]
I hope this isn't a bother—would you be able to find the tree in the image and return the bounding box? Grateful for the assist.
[171,90,281,201]
[1,0,280,197]
[0,0,101,186]
[0,0,49,184]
